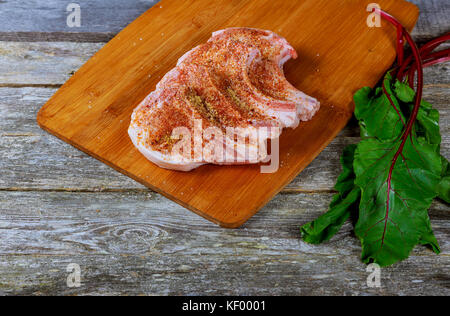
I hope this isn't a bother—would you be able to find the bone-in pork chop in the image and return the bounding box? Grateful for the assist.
[129,28,320,171]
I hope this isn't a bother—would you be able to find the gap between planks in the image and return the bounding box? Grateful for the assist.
[0,32,116,43]
[1,83,449,89]
[0,83,62,88]
[0,34,443,44]
[0,187,337,194]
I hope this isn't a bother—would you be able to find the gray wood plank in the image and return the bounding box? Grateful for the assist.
[1,42,449,86]
[1,85,448,192]
[0,0,447,42]
[0,32,115,43]
[2,251,448,296]
[0,42,104,85]
[0,191,448,295]
[0,0,158,34]
[412,0,450,42]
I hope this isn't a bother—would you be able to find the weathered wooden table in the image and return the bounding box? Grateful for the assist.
[0,0,448,296]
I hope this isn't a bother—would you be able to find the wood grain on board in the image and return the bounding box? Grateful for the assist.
[36,0,419,227]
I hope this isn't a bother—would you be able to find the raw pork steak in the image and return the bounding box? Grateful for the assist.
[129,28,319,171]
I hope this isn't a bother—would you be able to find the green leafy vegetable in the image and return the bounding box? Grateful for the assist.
[300,9,449,267]
[301,75,447,267]
[437,158,450,203]
[300,144,360,244]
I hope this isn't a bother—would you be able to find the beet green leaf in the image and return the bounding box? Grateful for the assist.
[300,74,448,267]
[300,144,360,244]
[353,135,442,266]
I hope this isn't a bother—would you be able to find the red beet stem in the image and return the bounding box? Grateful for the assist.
[373,8,424,247]
[408,48,450,86]
[423,56,450,68]
[397,26,405,66]
[422,48,450,67]
[397,33,450,81]
[368,8,449,251]
[375,9,423,132]
[419,33,450,56]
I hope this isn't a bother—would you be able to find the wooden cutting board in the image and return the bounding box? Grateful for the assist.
[37,0,419,228]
